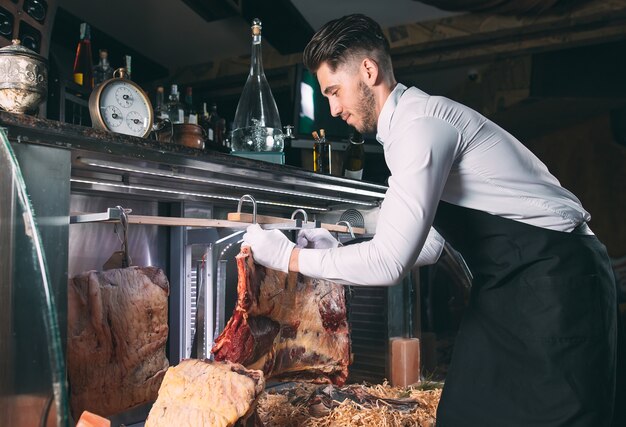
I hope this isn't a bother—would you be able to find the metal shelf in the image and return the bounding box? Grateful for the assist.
[0,111,387,214]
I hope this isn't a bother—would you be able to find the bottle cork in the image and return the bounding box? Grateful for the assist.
[389,337,420,387]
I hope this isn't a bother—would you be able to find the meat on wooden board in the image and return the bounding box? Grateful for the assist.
[67,266,169,419]
[212,246,351,385]
[145,359,265,427]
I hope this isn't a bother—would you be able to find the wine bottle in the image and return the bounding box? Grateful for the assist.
[184,87,197,124]
[208,102,225,147]
[73,22,93,90]
[231,18,284,152]
[342,129,365,179]
[166,84,184,124]
[93,49,113,86]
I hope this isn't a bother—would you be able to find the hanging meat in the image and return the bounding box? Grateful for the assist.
[145,359,265,427]
[67,266,170,419]
[212,246,351,385]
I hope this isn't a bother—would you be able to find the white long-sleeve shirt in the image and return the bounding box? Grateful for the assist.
[299,83,591,286]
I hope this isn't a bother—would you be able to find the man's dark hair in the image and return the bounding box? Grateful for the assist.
[303,14,392,75]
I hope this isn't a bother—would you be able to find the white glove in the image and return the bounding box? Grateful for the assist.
[242,224,295,272]
[296,228,340,249]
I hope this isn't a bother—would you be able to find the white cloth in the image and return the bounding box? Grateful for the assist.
[298,83,591,286]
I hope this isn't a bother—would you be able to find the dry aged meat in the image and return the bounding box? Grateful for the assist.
[145,359,265,427]
[67,266,169,419]
[212,246,351,385]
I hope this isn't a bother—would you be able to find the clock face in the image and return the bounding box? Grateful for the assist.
[104,105,123,128]
[98,81,151,137]
[115,86,134,108]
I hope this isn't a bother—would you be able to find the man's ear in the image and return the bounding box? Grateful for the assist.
[360,58,379,87]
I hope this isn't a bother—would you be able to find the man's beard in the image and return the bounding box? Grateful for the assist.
[355,81,377,134]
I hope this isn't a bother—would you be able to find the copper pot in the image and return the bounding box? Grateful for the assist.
[154,122,206,150]
[174,123,205,149]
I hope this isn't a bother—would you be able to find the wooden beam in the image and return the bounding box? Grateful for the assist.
[171,0,626,83]
[389,0,626,73]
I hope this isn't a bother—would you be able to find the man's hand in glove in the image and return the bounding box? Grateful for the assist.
[297,228,340,249]
[242,224,295,272]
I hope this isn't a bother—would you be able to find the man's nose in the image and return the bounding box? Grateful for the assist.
[329,99,342,118]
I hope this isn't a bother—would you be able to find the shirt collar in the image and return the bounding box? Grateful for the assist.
[376,83,407,145]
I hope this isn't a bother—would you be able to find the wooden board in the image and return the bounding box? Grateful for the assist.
[70,212,367,234]
[228,212,366,235]
[127,215,247,229]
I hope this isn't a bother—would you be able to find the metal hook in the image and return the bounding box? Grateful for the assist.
[116,205,132,267]
[336,220,355,239]
[237,194,257,224]
[290,208,308,223]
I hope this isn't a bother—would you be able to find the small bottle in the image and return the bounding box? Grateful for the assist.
[73,22,94,90]
[200,102,213,141]
[218,117,227,148]
[342,129,365,179]
[154,86,168,121]
[313,129,331,174]
[123,54,132,80]
[209,103,225,147]
[166,84,185,124]
[93,49,113,86]
[184,87,197,124]
[283,125,302,167]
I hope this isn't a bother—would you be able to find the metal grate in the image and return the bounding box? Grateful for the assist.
[190,266,198,344]
[347,286,389,384]
[339,208,365,229]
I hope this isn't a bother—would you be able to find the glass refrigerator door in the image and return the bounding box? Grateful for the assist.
[0,129,69,427]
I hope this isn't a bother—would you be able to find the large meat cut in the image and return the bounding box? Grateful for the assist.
[212,246,351,385]
[145,359,264,427]
[67,266,170,419]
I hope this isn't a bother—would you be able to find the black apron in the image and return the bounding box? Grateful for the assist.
[432,201,624,427]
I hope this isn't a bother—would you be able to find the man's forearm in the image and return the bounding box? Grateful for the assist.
[289,247,300,272]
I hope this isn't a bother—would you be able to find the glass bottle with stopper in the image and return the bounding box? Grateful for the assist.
[93,49,113,87]
[313,128,331,174]
[123,55,132,80]
[231,18,284,152]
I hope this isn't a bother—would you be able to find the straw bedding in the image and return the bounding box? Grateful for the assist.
[256,381,442,427]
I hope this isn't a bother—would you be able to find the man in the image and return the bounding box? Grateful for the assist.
[243,14,624,427]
